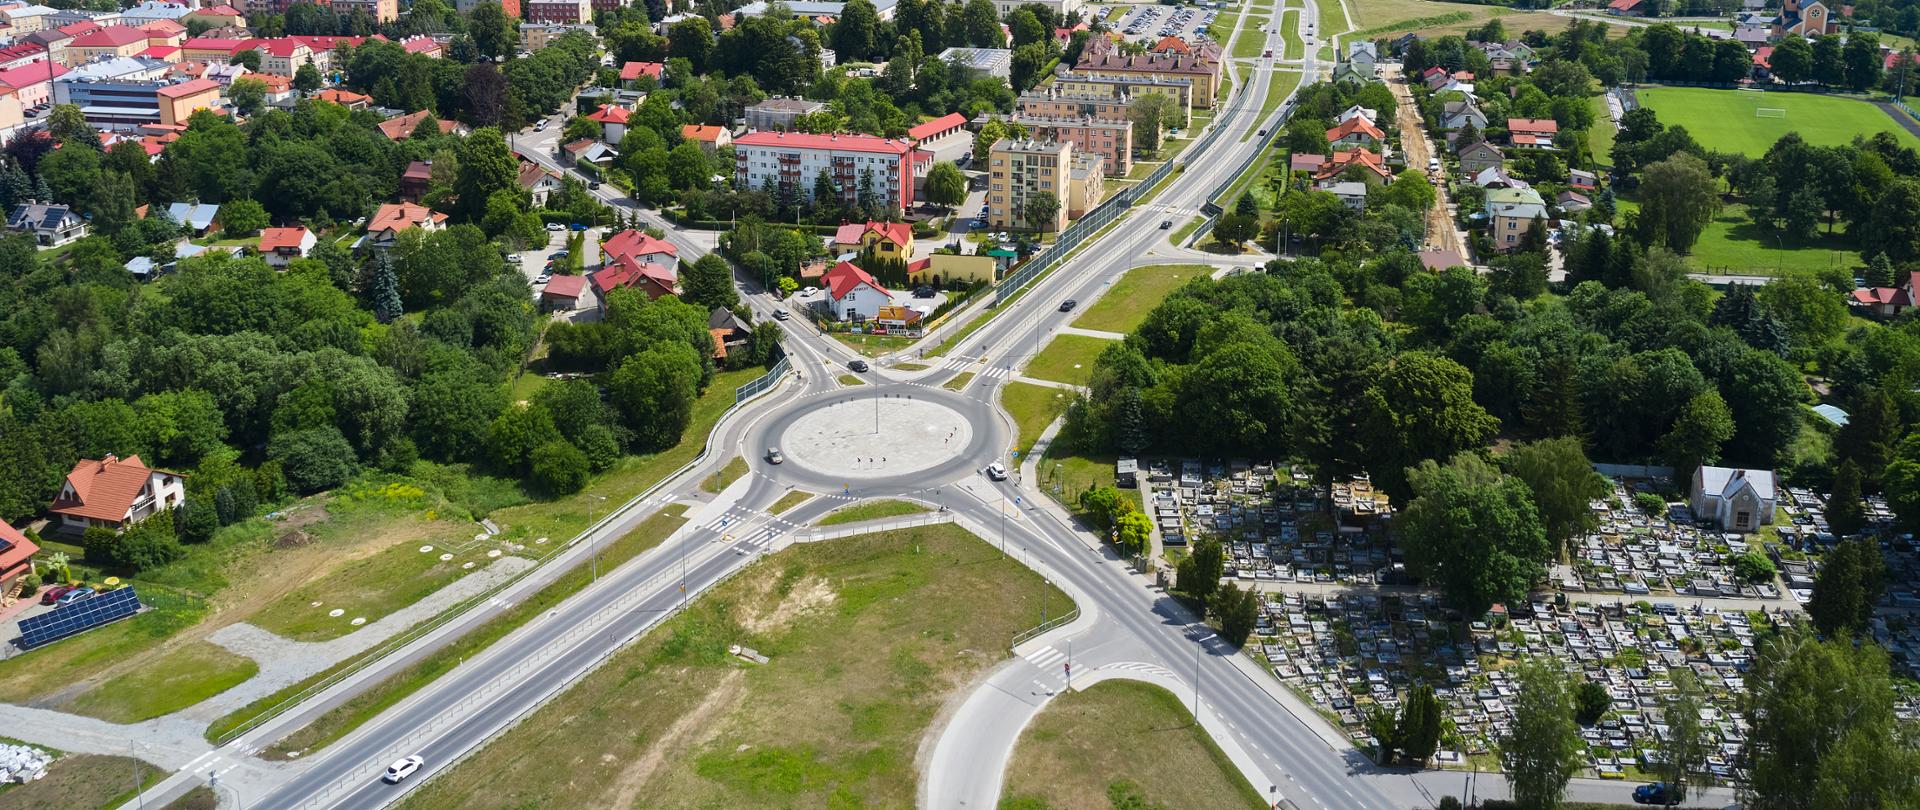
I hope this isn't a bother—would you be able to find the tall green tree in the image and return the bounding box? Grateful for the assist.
[924,161,966,210]
[1212,580,1258,647]
[1400,453,1551,615]
[683,253,739,311]
[1502,659,1585,810]
[1023,191,1060,231]
[1806,536,1884,637]
[1826,460,1866,538]
[1659,390,1734,485]
[454,128,518,223]
[467,1,516,60]
[1660,670,1711,805]
[1636,153,1719,253]
[1742,635,1917,810]
[1506,437,1607,557]
[1399,684,1444,766]
[1360,351,1498,498]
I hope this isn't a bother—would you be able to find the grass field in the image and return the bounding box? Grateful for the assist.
[1321,0,1352,34]
[1001,382,1074,461]
[1616,199,1858,275]
[699,456,748,494]
[1588,94,1617,168]
[818,499,930,526]
[1280,10,1302,59]
[832,331,915,358]
[1037,452,1142,517]
[1073,264,1207,334]
[1231,7,1267,59]
[1026,334,1116,387]
[1351,0,1571,36]
[398,523,1070,810]
[768,490,813,515]
[1001,681,1267,810]
[64,642,257,723]
[0,753,162,810]
[1636,86,1920,155]
[248,529,501,642]
[1259,70,1304,122]
[1170,216,1205,244]
[943,371,976,390]
[838,373,865,386]
[256,505,690,757]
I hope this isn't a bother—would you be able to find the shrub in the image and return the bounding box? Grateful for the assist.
[270,426,359,493]
[530,440,590,495]
[1731,549,1777,583]
[1574,679,1611,725]
[1633,492,1666,515]
[82,525,118,566]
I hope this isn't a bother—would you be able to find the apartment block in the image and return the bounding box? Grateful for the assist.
[1014,113,1131,177]
[1016,87,1129,123]
[987,138,1072,232]
[733,130,921,211]
[1071,35,1219,108]
[1052,70,1192,127]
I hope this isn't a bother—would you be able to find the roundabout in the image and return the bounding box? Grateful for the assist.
[750,382,1007,494]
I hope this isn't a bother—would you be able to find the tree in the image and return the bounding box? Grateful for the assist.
[530,440,590,494]
[1177,534,1224,604]
[1129,94,1178,154]
[1507,437,1607,557]
[1023,191,1060,232]
[1834,389,1900,488]
[1826,460,1866,538]
[369,250,403,323]
[833,0,879,60]
[1212,212,1258,247]
[1637,153,1719,253]
[608,342,703,450]
[1742,635,1916,810]
[228,77,268,116]
[1659,391,1733,485]
[961,0,999,47]
[455,128,517,222]
[1732,548,1776,584]
[1573,680,1610,725]
[467,1,516,61]
[1399,453,1551,615]
[1115,509,1152,556]
[230,49,262,71]
[1011,42,1051,91]
[1389,684,1441,766]
[666,141,709,191]
[486,403,561,473]
[135,391,228,467]
[924,161,966,210]
[1660,670,1711,804]
[668,16,714,71]
[269,426,358,493]
[47,104,96,151]
[1502,659,1584,810]
[1807,536,1884,637]
[219,198,268,236]
[1771,36,1813,84]
[294,62,322,95]
[1843,32,1883,91]
[684,253,739,310]
[1360,351,1499,498]
[1213,580,1258,647]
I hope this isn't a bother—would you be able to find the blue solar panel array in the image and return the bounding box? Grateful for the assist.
[17,587,141,650]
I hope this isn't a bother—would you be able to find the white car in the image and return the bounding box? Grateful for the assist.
[986,463,1008,481]
[383,755,424,783]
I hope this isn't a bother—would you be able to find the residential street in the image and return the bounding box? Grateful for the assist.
[1383,64,1469,259]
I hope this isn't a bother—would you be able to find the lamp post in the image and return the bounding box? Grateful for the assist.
[586,493,608,582]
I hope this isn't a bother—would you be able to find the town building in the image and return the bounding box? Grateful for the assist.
[1774,0,1834,36]
[183,5,247,28]
[733,130,920,211]
[680,124,731,153]
[0,4,58,35]
[6,201,86,246]
[591,254,677,303]
[329,0,399,22]
[583,104,630,142]
[1065,151,1103,218]
[541,274,586,312]
[366,201,448,248]
[1486,186,1547,252]
[939,47,1013,81]
[49,454,185,535]
[1690,466,1777,532]
[831,220,913,260]
[906,252,997,286]
[259,226,315,267]
[1073,36,1220,108]
[744,96,826,131]
[988,137,1072,232]
[65,25,156,63]
[518,161,563,206]
[1457,140,1504,177]
[822,260,891,321]
[377,108,463,140]
[601,229,678,268]
[520,23,595,52]
[0,61,67,108]
[1016,88,1130,124]
[53,60,212,128]
[1015,113,1132,176]
[1052,70,1193,125]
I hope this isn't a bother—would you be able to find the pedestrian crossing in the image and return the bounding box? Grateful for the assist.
[1024,646,1067,669]
[932,357,1012,379]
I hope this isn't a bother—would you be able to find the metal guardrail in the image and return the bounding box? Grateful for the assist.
[802,512,955,543]
[211,355,797,748]
[1010,605,1082,650]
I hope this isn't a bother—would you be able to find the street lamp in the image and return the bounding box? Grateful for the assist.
[586,493,608,582]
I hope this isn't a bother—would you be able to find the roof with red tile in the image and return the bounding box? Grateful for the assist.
[619,60,663,81]
[602,229,677,262]
[824,260,890,301]
[197,4,244,15]
[137,45,180,59]
[542,274,586,298]
[315,87,371,106]
[155,77,217,98]
[1325,116,1384,143]
[833,220,911,248]
[369,201,448,233]
[259,226,311,251]
[584,105,630,124]
[732,130,914,156]
[680,123,727,143]
[56,20,102,38]
[906,112,967,142]
[0,518,37,576]
[182,36,246,53]
[49,455,175,523]
[139,19,186,35]
[377,109,457,140]
[591,256,677,297]
[0,61,65,88]
[70,24,146,48]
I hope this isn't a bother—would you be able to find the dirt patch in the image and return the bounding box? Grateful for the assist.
[602,669,747,808]
[737,576,835,635]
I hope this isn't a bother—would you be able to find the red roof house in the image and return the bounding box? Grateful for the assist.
[259,226,315,267]
[1325,116,1385,149]
[49,454,185,534]
[0,518,38,596]
[1507,118,1559,147]
[601,229,678,266]
[541,274,587,311]
[822,260,892,321]
[591,256,678,304]
[619,61,664,85]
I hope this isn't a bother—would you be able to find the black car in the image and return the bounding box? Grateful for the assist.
[1058,299,1078,312]
[848,359,870,372]
[913,285,935,298]
[1160,219,1172,229]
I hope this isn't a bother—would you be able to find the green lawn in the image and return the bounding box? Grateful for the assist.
[1588,94,1617,168]
[1280,9,1302,58]
[942,371,975,391]
[64,642,257,723]
[700,456,748,494]
[1261,69,1304,119]
[818,499,930,526]
[1616,199,1858,276]
[1025,334,1117,387]
[1321,0,1352,34]
[399,523,1069,810]
[1231,8,1267,58]
[1001,382,1074,462]
[838,373,866,386]
[833,331,916,358]
[1073,264,1208,334]
[0,753,164,810]
[256,505,690,757]
[1001,681,1267,810]
[768,490,813,515]
[247,528,502,642]
[1037,452,1142,515]
[507,370,549,404]
[1635,86,1920,156]
[1170,216,1205,245]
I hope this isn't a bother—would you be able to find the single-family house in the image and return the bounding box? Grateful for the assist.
[591,255,678,303]
[1689,466,1777,532]
[1337,104,1378,125]
[1325,116,1385,150]
[518,161,563,207]
[680,124,731,153]
[1847,271,1920,318]
[619,60,664,88]
[366,201,448,247]
[707,306,751,359]
[541,273,586,312]
[1507,118,1559,148]
[7,201,86,246]
[1345,41,1379,72]
[1439,100,1487,131]
[1607,0,1648,16]
[1556,190,1592,213]
[601,229,678,267]
[1331,61,1369,86]
[376,109,463,141]
[1569,168,1597,191]
[314,88,372,109]
[1458,140,1504,177]
[0,518,39,602]
[822,260,891,321]
[831,220,913,261]
[259,226,315,267]
[49,454,185,535]
[1311,149,1391,183]
[1487,186,1547,252]
[562,138,619,168]
[400,160,433,201]
[1325,181,1367,212]
[583,104,630,143]
[1472,166,1529,189]
[166,201,220,235]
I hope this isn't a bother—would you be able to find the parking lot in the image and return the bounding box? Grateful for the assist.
[512,225,603,317]
[1110,3,1221,45]
[1128,456,1920,782]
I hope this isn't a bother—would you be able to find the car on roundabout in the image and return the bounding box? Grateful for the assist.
[986,462,1008,481]
[848,359,870,372]
[766,447,784,464]
[383,755,425,784]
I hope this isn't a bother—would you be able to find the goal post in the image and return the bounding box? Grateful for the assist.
[1756,107,1787,118]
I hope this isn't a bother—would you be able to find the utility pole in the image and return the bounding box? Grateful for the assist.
[129,741,144,810]
[1192,638,1203,723]
[587,493,607,582]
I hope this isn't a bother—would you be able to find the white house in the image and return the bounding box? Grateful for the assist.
[823,260,892,321]
[1689,466,1777,532]
[259,226,315,268]
[48,454,186,535]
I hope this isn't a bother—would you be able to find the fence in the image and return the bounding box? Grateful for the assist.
[800,511,955,543]
[990,79,1251,306]
[211,354,797,748]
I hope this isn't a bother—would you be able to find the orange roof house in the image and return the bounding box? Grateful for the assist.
[315,88,371,108]
[1325,116,1385,148]
[680,124,731,152]
[49,454,185,534]
[1312,149,1391,182]
[376,109,462,140]
[0,518,38,594]
[1507,118,1559,147]
[367,201,448,245]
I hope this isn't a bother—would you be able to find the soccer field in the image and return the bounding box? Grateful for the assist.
[1635,86,1920,156]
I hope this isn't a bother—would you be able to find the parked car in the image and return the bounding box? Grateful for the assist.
[1633,783,1682,806]
[913,285,935,298]
[766,447,784,464]
[535,271,553,284]
[1058,299,1078,312]
[545,222,564,231]
[848,359,870,372]
[56,588,93,606]
[986,462,1009,481]
[39,585,77,606]
[549,250,569,259]
[383,755,425,784]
